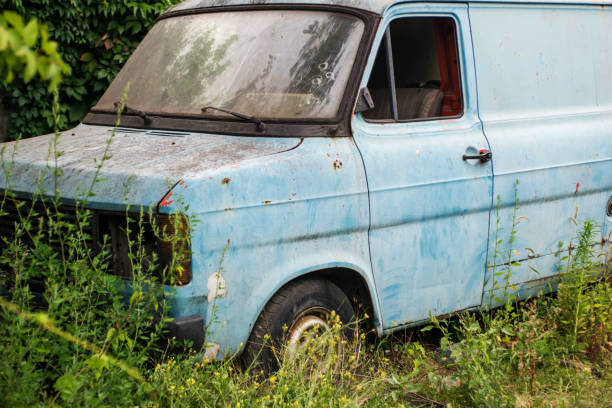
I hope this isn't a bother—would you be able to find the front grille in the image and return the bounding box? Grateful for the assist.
[0,194,188,285]
[0,196,97,252]
[98,213,159,280]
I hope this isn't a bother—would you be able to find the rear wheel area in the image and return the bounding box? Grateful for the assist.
[241,277,355,375]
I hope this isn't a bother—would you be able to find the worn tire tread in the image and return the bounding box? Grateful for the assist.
[241,277,354,375]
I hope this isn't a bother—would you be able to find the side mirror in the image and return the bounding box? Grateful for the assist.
[354,87,375,113]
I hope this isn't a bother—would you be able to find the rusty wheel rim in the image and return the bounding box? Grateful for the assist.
[286,307,330,353]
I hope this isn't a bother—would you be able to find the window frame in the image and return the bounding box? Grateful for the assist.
[84,4,380,138]
[362,14,466,124]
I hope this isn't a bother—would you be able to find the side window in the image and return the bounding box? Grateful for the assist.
[363,17,463,122]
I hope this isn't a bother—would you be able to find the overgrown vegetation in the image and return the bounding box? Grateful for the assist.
[1,0,179,140]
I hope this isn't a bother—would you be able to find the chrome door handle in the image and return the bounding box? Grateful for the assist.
[463,149,492,163]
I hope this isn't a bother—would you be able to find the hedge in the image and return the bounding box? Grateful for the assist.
[1,0,181,140]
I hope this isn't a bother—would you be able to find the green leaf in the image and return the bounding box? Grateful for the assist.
[0,27,8,50]
[105,327,117,343]
[403,382,423,392]
[85,355,110,380]
[22,18,38,47]
[54,374,79,401]
[468,322,480,332]
[3,11,24,31]
[529,266,541,274]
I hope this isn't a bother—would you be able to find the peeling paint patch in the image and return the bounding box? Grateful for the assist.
[203,343,220,361]
[333,159,343,170]
[159,191,173,207]
[222,177,231,185]
[207,272,227,303]
[262,200,272,205]
[574,182,580,195]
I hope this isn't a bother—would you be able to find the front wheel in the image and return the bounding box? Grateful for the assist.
[241,277,355,375]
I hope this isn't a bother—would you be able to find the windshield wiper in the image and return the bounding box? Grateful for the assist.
[114,101,152,125]
[202,106,265,132]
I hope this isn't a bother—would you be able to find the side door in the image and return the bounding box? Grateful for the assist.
[351,3,493,330]
[468,3,612,304]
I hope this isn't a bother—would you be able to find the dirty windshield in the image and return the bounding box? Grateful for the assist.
[95,10,365,120]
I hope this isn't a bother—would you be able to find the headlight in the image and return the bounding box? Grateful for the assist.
[156,214,192,285]
[98,212,192,285]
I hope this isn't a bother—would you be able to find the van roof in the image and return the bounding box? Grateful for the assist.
[165,0,610,16]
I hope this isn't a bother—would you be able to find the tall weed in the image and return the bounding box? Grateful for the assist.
[555,220,611,361]
[0,96,181,406]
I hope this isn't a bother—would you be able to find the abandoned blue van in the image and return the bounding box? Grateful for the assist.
[1,0,611,367]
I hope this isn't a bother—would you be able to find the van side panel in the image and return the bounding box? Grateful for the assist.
[162,136,376,357]
[469,3,612,302]
[352,3,494,329]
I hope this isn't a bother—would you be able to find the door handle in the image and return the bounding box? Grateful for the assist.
[463,149,492,163]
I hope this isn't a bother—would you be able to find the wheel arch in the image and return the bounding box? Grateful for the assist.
[308,267,377,326]
[238,264,382,355]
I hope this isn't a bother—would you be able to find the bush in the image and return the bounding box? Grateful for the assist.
[1,0,180,140]
[0,11,69,90]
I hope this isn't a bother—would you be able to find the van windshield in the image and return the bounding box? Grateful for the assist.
[94,10,365,120]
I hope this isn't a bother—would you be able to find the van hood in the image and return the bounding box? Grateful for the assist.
[0,124,301,211]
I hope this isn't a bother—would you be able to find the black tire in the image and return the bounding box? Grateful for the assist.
[241,277,355,375]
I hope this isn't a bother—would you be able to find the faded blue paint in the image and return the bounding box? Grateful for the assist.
[469,3,612,304]
[1,0,611,361]
[352,3,493,329]
[160,136,375,354]
[0,124,300,211]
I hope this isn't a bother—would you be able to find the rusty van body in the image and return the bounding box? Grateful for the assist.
[1,0,611,362]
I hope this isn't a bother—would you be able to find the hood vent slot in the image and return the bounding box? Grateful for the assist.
[147,130,189,137]
[112,127,144,134]
[108,128,189,137]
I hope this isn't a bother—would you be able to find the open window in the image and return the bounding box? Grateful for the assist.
[362,17,463,122]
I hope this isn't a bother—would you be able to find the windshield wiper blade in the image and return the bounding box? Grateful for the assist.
[114,101,152,125]
[201,106,265,132]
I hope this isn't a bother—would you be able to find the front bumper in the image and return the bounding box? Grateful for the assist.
[165,315,205,350]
